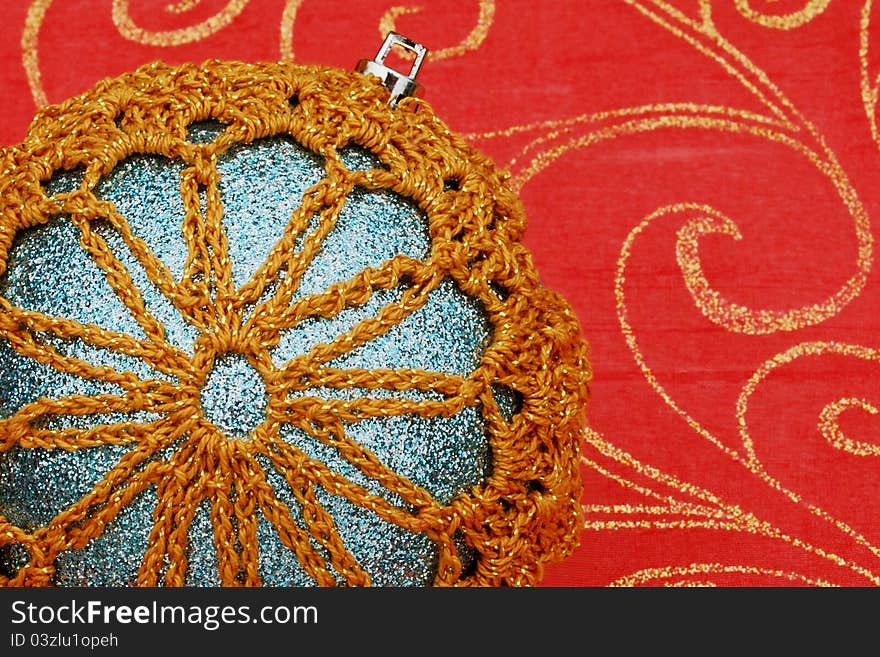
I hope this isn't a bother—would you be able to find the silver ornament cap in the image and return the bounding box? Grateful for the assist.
[356,32,427,107]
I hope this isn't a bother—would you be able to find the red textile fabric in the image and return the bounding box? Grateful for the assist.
[2,0,878,587]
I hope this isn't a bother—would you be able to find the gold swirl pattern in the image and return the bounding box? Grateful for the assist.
[518,1,880,585]
[614,202,877,504]
[860,0,880,149]
[278,0,305,62]
[419,0,875,586]
[29,1,494,99]
[462,1,871,337]
[467,4,872,345]
[733,0,833,29]
[111,0,249,46]
[737,342,880,464]
[581,428,880,584]
[166,0,202,13]
[603,2,880,583]
[22,0,52,107]
[610,564,836,586]
[674,205,869,334]
[728,342,880,568]
[24,0,252,106]
[820,399,880,457]
[282,1,494,66]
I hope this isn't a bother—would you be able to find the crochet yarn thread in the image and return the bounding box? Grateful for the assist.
[0,60,591,586]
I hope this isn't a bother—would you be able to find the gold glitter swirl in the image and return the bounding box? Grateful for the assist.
[278,0,305,62]
[860,0,880,149]
[560,0,880,584]
[738,342,880,464]
[22,0,52,107]
[466,103,783,142]
[733,0,833,30]
[616,198,863,460]
[478,3,872,336]
[457,0,880,587]
[610,564,836,586]
[112,0,249,46]
[675,205,869,334]
[24,0,256,107]
[617,205,880,564]
[166,0,201,13]
[699,0,714,27]
[820,398,880,457]
[730,342,880,565]
[624,1,796,127]
[378,0,495,60]
[582,428,880,584]
[468,104,790,188]
[502,106,797,192]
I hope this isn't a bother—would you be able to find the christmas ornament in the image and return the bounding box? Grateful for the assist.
[0,34,590,587]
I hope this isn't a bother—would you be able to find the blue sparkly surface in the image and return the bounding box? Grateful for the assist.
[0,336,122,416]
[314,487,437,586]
[2,218,147,340]
[0,135,500,586]
[255,456,328,587]
[272,286,405,366]
[292,187,430,300]
[338,144,383,171]
[39,331,172,384]
[53,488,157,587]
[92,219,199,354]
[331,278,491,376]
[94,155,188,283]
[0,543,29,578]
[200,352,267,440]
[217,137,324,289]
[0,444,133,530]
[185,500,221,587]
[187,120,227,144]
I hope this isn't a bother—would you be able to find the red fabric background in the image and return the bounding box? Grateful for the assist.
[2,0,879,587]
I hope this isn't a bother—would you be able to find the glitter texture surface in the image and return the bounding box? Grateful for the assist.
[217,136,324,289]
[0,62,592,589]
[54,489,157,587]
[291,187,430,300]
[0,444,133,530]
[200,353,267,440]
[0,136,498,586]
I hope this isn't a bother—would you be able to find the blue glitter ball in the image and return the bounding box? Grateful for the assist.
[0,61,590,589]
[0,133,511,586]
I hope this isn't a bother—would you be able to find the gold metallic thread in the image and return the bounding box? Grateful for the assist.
[0,60,590,587]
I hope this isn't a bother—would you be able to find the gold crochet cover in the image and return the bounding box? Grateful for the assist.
[0,60,591,586]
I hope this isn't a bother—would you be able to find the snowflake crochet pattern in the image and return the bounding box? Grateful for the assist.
[0,61,590,587]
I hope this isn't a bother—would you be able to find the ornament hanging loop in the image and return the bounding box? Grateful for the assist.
[356,32,427,107]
